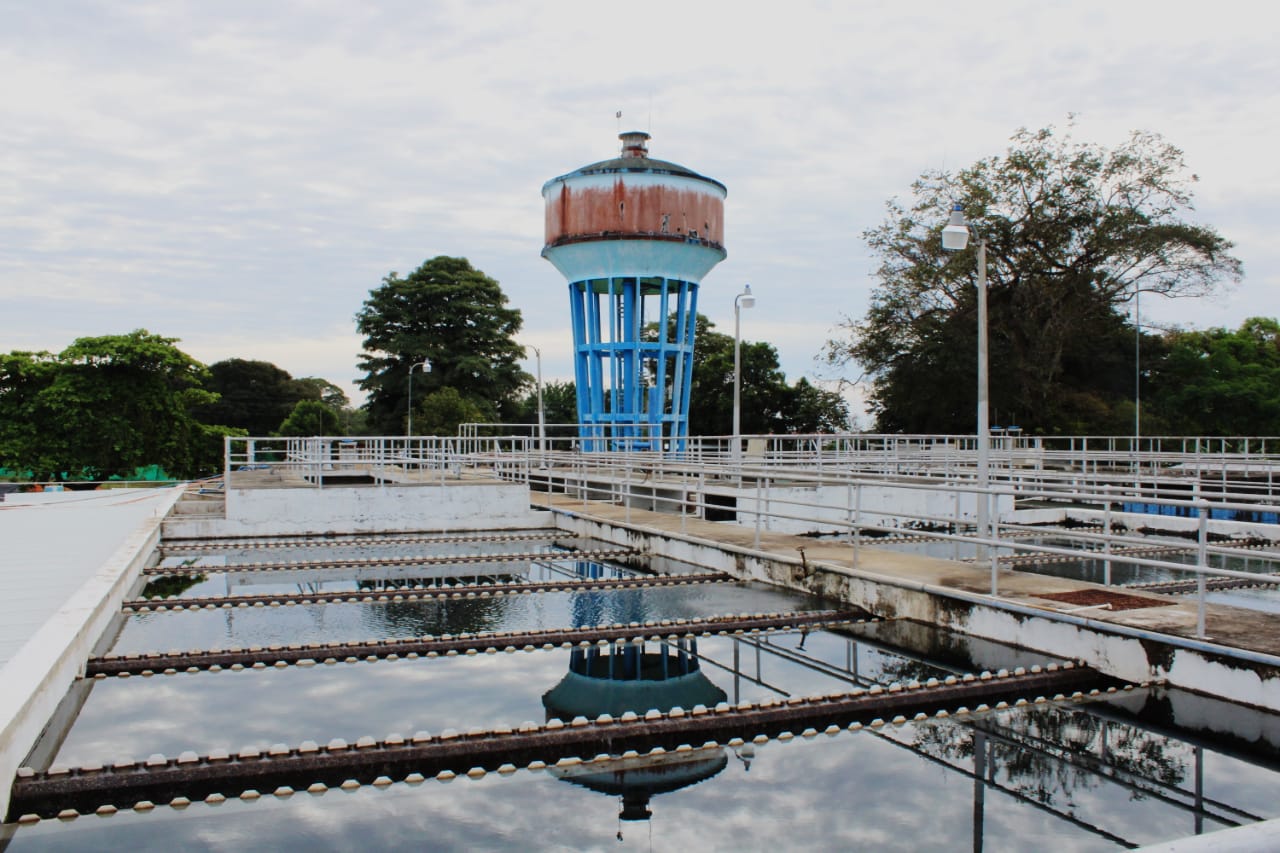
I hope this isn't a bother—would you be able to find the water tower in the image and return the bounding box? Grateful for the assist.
[542,131,726,450]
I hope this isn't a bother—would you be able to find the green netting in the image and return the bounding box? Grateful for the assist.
[0,465,171,482]
[108,464,171,481]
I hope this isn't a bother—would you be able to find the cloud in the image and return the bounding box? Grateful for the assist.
[2,0,1274,409]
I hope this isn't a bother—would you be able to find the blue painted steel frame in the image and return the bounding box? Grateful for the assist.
[569,276,700,451]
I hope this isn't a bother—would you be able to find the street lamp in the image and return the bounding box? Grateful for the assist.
[1134,288,1142,442]
[941,203,996,592]
[732,284,756,463]
[525,344,546,458]
[406,359,431,436]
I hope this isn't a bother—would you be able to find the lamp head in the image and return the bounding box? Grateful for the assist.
[737,283,756,309]
[941,203,971,251]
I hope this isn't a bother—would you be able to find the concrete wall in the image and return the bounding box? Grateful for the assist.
[729,483,1015,535]
[165,483,550,538]
[0,487,182,819]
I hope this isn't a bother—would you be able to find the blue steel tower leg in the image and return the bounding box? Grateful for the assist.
[676,283,700,453]
[569,275,700,452]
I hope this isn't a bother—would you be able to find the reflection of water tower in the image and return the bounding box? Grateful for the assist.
[543,637,729,829]
[543,637,727,720]
[542,132,727,450]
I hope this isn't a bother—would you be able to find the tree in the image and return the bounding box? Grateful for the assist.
[1147,318,1280,435]
[355,256,529,434]
[295,377,365,434]
[514,380,580,436]
[0,350,62,479]
[0,331,230,480]
[195,359,319,436]
[825,123,1242,434]
[786,378,850,434]
[295,377,350,410]
[276,399,342,436]
[650,315,849,435]
[408,387,489,436]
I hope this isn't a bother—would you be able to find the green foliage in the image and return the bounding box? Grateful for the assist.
[1148,319,1280,435]
[514,380,580,435]
[412,386,488,436]
[295,377,350,410]
[276,399,343,436]
[826,122,1242,434]
[0,330,232,480]
[650,315,848,435]
[140,572,207,599]
[293,377,364,434]
[195,359,321,436]
[786,378,851,434]
[356,256,529,434]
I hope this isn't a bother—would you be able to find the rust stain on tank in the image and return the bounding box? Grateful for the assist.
[544,182,724,246]
[557,183,570,237]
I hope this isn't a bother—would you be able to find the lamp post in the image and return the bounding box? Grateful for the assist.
[941,204,996,592]
[1133,288,1147,492]
[732,284,756,464]
[406,359,431,437]
[525,344,546,459]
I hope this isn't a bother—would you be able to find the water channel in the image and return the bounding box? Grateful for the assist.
[4,533,1280,851]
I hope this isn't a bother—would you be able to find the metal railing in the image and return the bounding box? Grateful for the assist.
[223,435,535,489]
[513,445,1280,641]
[219,433,1280,639]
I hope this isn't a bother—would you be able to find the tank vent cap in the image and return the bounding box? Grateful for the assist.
[619,131,650,159]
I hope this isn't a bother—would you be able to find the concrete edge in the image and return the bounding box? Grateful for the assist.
[0,485,184,820]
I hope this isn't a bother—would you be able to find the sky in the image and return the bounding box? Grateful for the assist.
[3,1,1277,425]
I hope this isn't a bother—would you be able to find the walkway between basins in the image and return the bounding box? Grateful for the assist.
[531,492,1280,677]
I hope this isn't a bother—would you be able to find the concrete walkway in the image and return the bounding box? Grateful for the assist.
[0,488,178,667]
[0,485,183,818]
[532,492,1280,661]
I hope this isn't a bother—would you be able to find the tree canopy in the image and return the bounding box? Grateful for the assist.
[194,358,321,436]
[649,314,848,435]
[1147,318,1280,435]
[356,256,529,434]
[514,380,580,436]
[295,377,350,411]
[0,330,229,480]
[277,399,343,436]
[825,123,1242,434]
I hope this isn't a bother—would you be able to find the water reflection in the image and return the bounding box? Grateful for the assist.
[551,748,729,833]
[14,542,1280,851]
[112,583,821,655]
[139,556,640,600]
[544,641,727,719]
[12,692,1280,852]
[1004,550,1280,589]
[540,629,732,832]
